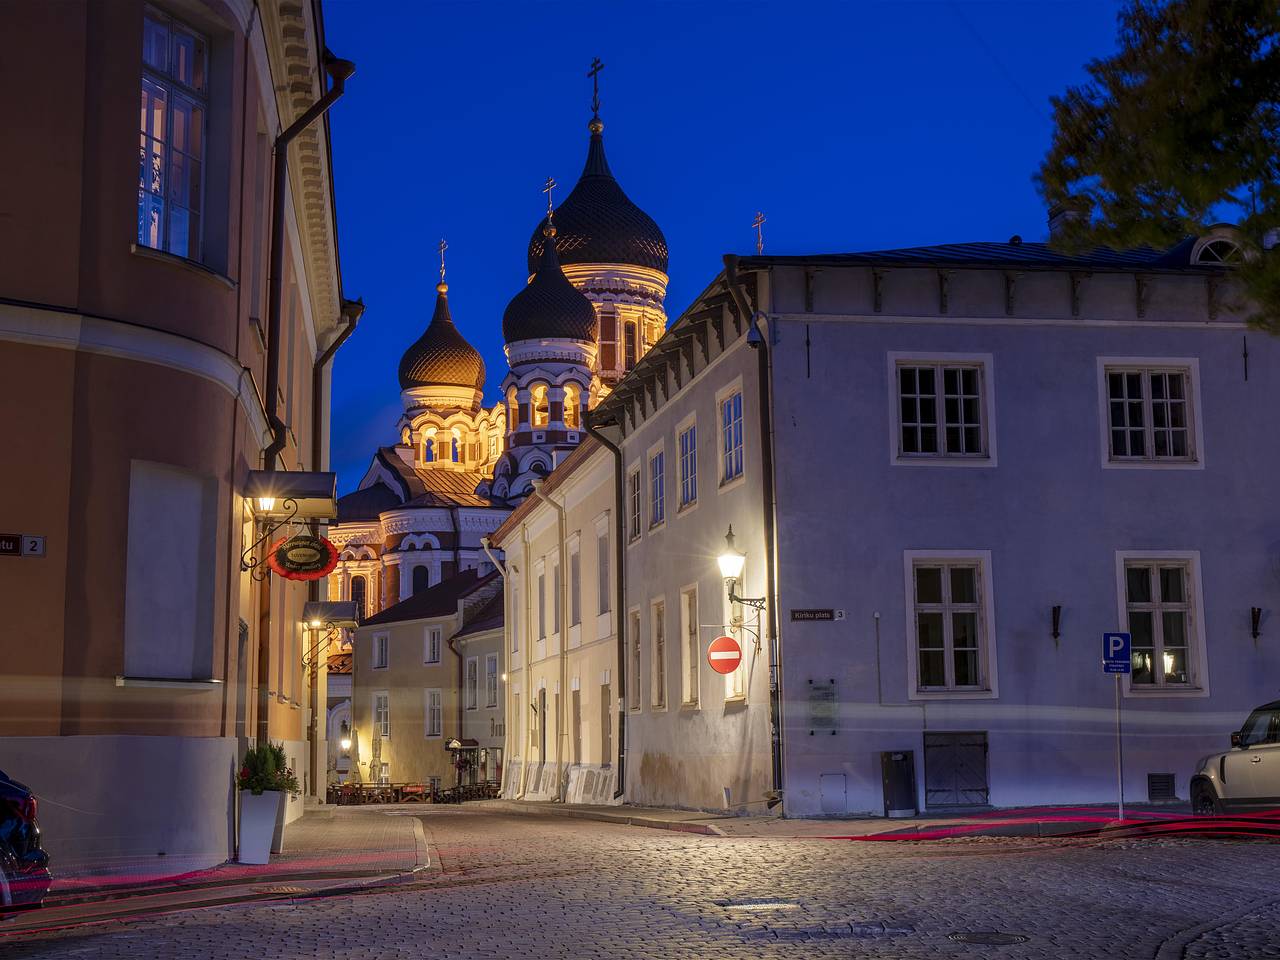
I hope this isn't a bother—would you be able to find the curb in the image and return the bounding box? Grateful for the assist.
[480,800,726,836]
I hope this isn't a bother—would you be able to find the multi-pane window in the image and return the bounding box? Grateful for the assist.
[898,364,984,456]
[652,600,666,708]
[425,689,442,737]
[628,611,641,710]
[624,321,638,370]
[569,547,581,626]
[485,654,499,707]
[488,435,498,460]
[1125,561,1194,687]
[374,692,390,738]
[596,529,610,614]
[378,762,389,785]
[511,584,520,653]
[679,424,697,508]
[649,451,665,527]
[721,391,744,483]
[424,626,441,664]
[537,571,547,640]
[1106,368,1193,461]
[628,470,641,542]
[552,561,561,633]
[681,588,699,706]
[913,563,986,691]
[465,658,479,710]
[373,634,389,670]
[599,307,618,371]
[139,7,208,259]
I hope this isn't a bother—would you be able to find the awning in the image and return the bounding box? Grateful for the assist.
[444,738,480,751]
[245,469,337,520]
[303,600,359,629]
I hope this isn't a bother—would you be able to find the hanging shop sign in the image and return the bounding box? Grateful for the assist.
[266,534,339,581]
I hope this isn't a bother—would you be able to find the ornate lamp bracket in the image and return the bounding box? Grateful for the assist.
[240,497,301,580]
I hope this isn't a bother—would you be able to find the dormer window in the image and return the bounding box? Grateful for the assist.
[1192,236,1243,265]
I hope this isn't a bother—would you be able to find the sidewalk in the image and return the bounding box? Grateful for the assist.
[478,798,1243,841]
[2,807,431,939]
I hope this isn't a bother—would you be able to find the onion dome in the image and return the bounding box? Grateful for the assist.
[527,119,668,274]
[503,223,599,345]
[398,283,486,391]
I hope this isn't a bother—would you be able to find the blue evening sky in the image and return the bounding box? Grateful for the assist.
[324,0,1122,493]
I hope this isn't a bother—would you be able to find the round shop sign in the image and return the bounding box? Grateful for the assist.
[266,534,339,581]
[707,635,742,675]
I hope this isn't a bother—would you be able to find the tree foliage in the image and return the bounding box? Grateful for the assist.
[1037,0,1280,327]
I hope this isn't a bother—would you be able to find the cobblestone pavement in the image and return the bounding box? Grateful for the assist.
[6,807,1280,959]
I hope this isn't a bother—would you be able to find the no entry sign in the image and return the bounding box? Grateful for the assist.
[707,635,742,675]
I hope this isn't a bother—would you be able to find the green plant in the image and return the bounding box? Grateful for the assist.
[238,741,301,797]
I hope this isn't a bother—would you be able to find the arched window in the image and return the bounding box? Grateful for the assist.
[350,576,367,620]
[598,306,618,371]
[423,438,434,463]
[412,565,430,595]
[451,433,461,463]
[1194,238,1242,265]
[532,384,549,426]
[507,386,519,429]
[624,320,638,370]
[563,384,579,428]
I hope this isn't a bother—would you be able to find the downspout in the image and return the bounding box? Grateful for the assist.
[306,297,363,801]
[450,506,462,576]
[530,479,569,801]
[516,523,534,799]
[447,619,465,787]
[480,536,509,792]
[723,255,785,809]
[262,54,355,469]
[582,413,627,800]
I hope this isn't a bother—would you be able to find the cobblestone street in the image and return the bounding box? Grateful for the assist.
[7,807,1280,959]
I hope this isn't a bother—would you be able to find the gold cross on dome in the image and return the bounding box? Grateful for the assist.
[438,238,447,283]
[752,211,766,255]
[543,176,557,217]
[588,57,604,119]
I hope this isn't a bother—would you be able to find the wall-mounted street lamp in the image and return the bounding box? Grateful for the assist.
[718,526,766,611]
[339,720,352,754]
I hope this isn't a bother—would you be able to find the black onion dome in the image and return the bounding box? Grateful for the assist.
[503,226,599,345]
[527,122,668,273]
[398,284,486,391]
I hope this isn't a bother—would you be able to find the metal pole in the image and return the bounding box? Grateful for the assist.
[1115,673,1125,821]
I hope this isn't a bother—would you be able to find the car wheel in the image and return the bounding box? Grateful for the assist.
[1192,782,1223,816]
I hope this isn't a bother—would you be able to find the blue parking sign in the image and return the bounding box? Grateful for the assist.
[1103,632,1131,674]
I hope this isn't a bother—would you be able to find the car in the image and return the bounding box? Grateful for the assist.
[0,770,51,909]
[1191,700,1280,815]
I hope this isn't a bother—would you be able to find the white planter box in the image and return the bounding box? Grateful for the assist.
[238,790,283,865]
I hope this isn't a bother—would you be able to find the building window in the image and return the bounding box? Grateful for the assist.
[1123,558,1200,688]
[423,438,435,463]
[373,633,389,670]
[678,423,697,509]
[651,599,666,708]
[428,775,442,794]
[599,307,618,371]
[1104,366,1196,462]
[487,434,498,460]
[898,363,986,457]
[378,762,389,785]
[552,561,561,634]
[350,576,366,620]
[139,7,208,260]
[624,320,638,370]
[413,565,431,595]
[627,469,641,542]
[628,610,641,711]
[424,626,441,664]
[465,657,479,710]
[720,390,744,484]
[681,587,699,707]
[649,449,665,527]
[569,545,581,627]
[511,583,520,653]
[909,557,993,694]
[374,692,390,738]
[596,528,610,615]
[485,654,499,707]
[538,569,547,640]
[425,688,442,737]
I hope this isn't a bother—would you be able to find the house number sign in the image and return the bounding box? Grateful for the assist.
[0,534,44,557]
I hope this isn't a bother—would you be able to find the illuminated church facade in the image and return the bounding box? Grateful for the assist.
[328,86,669,621]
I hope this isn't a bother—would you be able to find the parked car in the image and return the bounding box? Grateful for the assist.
[1191,700,1280,815]
[0,770,51,909]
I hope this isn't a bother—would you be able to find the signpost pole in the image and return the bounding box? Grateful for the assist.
[1114,672,1124,822]
[1102,631,1131,823]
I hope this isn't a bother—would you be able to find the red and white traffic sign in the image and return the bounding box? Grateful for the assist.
[707,635,742,675]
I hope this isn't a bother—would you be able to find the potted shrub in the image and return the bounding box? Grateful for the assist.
[237,742,300,864]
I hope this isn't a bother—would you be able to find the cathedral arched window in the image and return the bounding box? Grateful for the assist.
[451,430,461,463]
[532,384,549,427]
[563,383,580,429]
[598,306,618,372]
[350,576,367,620]
[507,386,519,429]
[412,565,430,595]
[624,320,638,371]
[423,438,434,463]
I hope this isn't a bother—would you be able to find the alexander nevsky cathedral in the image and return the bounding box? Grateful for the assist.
[327,74,668,618]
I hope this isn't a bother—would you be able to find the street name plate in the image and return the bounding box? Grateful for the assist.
[0,534,19,556]
[791,609,845,622]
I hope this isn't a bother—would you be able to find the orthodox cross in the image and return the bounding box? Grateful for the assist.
[588,57,604,119]
[438,238,447,283]
[752,211,766,255]
[543,176,557,218]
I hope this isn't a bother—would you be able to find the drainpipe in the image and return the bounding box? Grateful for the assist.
[582,413,627,800]
[480,537,510,791]
[447,619,465,787]
[723,254,785,809]
[450,506,462,576]
[530,478,569,801]
[262,54,355,469]
[515,523,534,799]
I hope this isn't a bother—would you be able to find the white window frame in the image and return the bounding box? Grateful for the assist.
[465,656,479,711]
[627,607,642,712]
[717,378,746,491]
[1114,550,1209,697]
[1096,358,1204,470]
[680,583,700,708]
[650,597,667,710]
[424,687,442,738]
[374,690,390,739]
[677,413,698,512]
[569,536,582,628]
[372,633,389,670]
[424,625,442,664]
[902,550,999,700]
[627,467,642,543]
[887,352,997,467]
[648,442,666,530]
[485,653,499,708]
